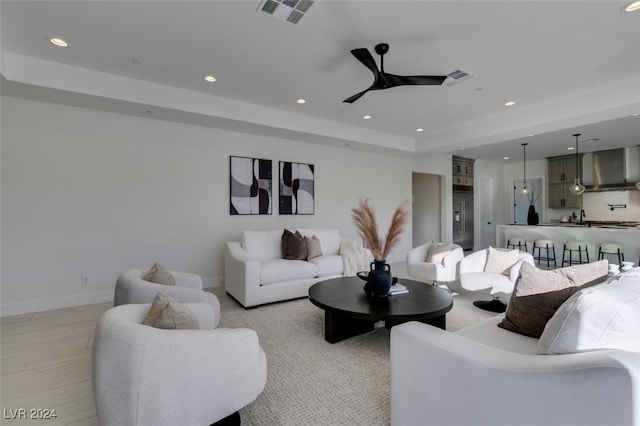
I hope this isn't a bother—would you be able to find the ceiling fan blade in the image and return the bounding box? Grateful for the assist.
[343,88,371,104]
[385,74,447,86]
[350,48,379,76]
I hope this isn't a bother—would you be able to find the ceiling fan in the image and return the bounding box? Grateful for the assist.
[343,43,447,103]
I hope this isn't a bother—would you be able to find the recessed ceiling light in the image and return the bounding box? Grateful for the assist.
[504,156,510,160]
[568,146,575,151]
[623,1,640,12]
[632,113,640,116]
[48,37,68,47]
[416,128,424,132]
[362,115,372,120]
[504,101,516,107]
[203,75,216,83]
[296,98,306,104]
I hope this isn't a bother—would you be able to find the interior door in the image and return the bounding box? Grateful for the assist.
[479,177,495,249]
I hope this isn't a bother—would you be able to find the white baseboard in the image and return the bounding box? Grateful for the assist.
[1,290,113,317]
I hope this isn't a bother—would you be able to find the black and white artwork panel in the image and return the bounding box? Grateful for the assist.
[279,161,314,215]
[230,156,272,215]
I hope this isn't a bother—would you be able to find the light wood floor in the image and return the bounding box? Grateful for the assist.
[0,287,234,425]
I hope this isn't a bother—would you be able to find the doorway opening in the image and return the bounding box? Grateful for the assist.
[412,173,442,247]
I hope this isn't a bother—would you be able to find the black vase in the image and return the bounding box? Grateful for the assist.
[527,205,539,225]
[364,260,392,297]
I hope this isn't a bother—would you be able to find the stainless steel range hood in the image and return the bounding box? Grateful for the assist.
[582,146,640,192]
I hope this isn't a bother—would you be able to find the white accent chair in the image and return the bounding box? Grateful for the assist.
[92,302,267,426]
[459,248,534,312]
[391,318,640,426]
[114,269,220,324]
[406,243,464,286]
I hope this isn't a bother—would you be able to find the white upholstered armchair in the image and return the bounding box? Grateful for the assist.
[459,247,535,312]
[406,243,464,285]
[114,269,220,321]
[92,302,267,426]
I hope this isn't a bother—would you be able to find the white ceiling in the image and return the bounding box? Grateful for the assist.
[1,0,639,161]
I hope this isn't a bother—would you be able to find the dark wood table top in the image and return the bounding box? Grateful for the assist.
[308,276,453,323]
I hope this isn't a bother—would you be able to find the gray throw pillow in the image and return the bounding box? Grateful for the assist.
[281,229,307,260]
[143,291,199,330]
[142,262,176,286]
[305,235,323,260]
[498,260,608,338]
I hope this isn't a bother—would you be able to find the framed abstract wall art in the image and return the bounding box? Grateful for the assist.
[279,161,314,215]
[229,156,272,215]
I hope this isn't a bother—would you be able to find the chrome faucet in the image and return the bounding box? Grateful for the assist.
[579,209,586,224]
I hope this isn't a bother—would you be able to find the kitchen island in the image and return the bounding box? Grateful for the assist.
[497,224,640,266]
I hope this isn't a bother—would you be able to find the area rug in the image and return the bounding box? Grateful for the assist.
[220,291,497,425]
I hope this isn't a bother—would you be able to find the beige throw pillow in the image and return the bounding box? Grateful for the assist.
[281,229,307,260]
[143,292,200,330]
[305,235,323,260]
[484,247,519,276]
[426,242,455,264]
[142,262,176,286]
[498,260,608,338]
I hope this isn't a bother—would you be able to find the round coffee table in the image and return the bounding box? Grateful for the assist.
[308,276,453,343]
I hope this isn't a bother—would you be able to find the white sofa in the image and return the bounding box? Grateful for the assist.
[391,274,640,426]
[225,228,372,308]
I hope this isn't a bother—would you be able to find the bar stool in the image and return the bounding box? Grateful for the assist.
[533,239,556,268]
[507,237,528,252]
[562,241,589,266]
[598,243,624,266]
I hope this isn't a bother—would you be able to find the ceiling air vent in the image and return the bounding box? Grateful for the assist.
[257,0,315,24]
[444,68,475,86]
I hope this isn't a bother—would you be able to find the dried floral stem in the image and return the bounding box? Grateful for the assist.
[352,198,409,261]
[382,200,409,259]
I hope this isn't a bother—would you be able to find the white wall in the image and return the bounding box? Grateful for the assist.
[1,96,414,315]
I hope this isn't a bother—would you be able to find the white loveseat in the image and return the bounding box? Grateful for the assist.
[225,228,372,308]
[391,272,640,426]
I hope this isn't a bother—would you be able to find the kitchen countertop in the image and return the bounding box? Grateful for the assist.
[496,224,640,265]
[512,222,640,229]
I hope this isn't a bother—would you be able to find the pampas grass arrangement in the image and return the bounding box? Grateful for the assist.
[352,199,409,261]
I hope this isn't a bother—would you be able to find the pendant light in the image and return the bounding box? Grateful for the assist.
[569,133,585,195]
[521,143,528,194]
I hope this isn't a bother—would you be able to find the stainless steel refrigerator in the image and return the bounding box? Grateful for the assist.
[453,190,474,251]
